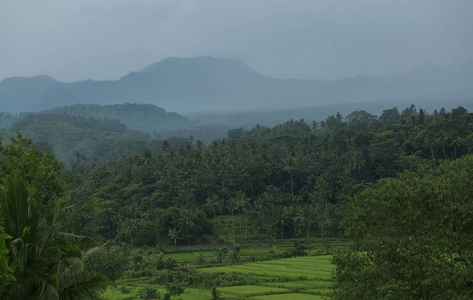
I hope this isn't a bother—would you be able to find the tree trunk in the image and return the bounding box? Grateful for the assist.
[239,212,242,232]
[289,170,294,202]
[232,213,235,241]
[320,217,324,240]
[214,210,217,232]
[429,139,435,166]
[245,212,248,242]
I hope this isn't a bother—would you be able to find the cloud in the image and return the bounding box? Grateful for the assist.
[1,0,471,81]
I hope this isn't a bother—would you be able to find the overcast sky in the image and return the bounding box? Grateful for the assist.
[1,0,472,82]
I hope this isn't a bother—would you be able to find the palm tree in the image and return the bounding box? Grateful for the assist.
[466,133,473,155]
[228,198,239,242]
[300,204,314,240]
[311,178,329,240]
[0,175,108,299]
[121,218,137,247]
[206,195,223,232]
[350,151,366,179]
[101,208,118,235]
[273,207,290,241]
[234,191,247,232]
[168,228,180,246]
[450,133,464,159]
[436,130,448,160]
[178,209,196,246]
[234,192,251,242]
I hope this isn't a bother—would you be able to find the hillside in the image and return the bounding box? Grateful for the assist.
[41,103,196,134]
[1,114,150,162]
[1,56,471,114]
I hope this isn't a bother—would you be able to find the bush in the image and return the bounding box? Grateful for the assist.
[211,286,221,300]
[138,287,160,300]
[119,285,131,294]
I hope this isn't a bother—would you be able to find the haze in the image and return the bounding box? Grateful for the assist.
[2,0,472,82]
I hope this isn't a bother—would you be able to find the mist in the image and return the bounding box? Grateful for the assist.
[1,0,472,82]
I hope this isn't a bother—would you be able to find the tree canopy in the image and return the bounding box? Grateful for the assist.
[332,155,473,299]
[0,134,109,299]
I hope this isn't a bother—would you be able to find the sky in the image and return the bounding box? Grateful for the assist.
[1,0,472,82]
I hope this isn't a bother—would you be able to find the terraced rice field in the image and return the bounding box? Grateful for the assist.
[105,255,334,299]
[200,255,333,280]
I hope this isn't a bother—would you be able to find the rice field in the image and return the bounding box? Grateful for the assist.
[199,255,333,280]
[105,255,334,299]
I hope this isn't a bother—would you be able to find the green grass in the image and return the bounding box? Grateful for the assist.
[104,242,340,299]
[252,293,327,299]
[218,285,290,296]
[161,251,215,262]
[200,255,333,280]
[262,280,332,289]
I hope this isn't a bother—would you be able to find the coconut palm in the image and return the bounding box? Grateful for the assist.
[227,198,239,242]
[299,204,315,240]
[205,195,223,232]
[0,175,108,299]
[178,209,196,245]
[121,218,137,247]
[168,228,180,246]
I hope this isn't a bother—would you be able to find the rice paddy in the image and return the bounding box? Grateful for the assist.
[105,254,334,299]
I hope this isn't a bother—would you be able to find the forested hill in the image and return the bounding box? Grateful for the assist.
[62,105,473,247]
[1,113,151,163]
[41,103,196,134]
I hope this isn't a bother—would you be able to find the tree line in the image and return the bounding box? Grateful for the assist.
[1,104,472,299]
[63,105,473,247]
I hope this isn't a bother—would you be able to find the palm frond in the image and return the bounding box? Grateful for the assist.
[60,274,108,300]
[56,232,96,247]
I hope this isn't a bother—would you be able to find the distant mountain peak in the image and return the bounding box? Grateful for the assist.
[138,56,259,77]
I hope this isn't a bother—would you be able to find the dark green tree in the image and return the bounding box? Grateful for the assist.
[333,156,473,299]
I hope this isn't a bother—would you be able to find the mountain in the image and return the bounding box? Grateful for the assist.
[0,75,59,112]
[1,56,472,113]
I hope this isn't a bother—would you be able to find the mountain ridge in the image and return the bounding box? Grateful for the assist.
[1,56,472,113]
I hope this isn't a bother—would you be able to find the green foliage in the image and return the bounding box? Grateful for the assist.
[58,105,473,247]
[41,103,194,135]
[332,155,473,299]
[211,286,221,300]
[214,247,228,264]
[166,281,185,300]
[0,135,110,299]
[156,254,178,270]
[119,285,131,294]
[138,287,160,300]
[0,225,13,286]
[94,246,129,282]
[0,174,109,299]
[4,113,150,162]
[0,132,68,199]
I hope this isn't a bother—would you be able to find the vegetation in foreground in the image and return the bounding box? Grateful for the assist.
[332,155,473,299]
